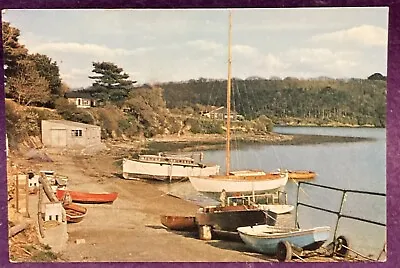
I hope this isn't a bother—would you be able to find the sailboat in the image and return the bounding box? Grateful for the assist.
[189,11,288,199]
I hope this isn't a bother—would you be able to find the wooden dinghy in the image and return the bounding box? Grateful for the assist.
[56,189,118,204]
[64,203,88,223]
[288,170,316,180]
[160,215,197,231]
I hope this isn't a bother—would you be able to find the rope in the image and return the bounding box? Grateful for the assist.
[291,251,305,262]
[339,244,377,261]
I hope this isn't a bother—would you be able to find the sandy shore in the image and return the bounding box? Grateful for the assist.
[8,141,352,262]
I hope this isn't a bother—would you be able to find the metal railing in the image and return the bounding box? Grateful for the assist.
[295,181,386,241]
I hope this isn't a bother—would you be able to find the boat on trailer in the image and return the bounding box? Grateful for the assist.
[56,189,118,204]
[122,153,220,182]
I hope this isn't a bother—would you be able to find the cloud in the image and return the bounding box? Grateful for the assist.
[186,40,223,51]
[311,25,387,47]
[232,45,259,57]
[282,48,361,78]
[31,42,154,57]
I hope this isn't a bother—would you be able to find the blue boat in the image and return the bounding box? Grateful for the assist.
[237,225,331,258]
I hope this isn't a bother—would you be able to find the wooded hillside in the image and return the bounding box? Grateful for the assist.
[161,77,386,127]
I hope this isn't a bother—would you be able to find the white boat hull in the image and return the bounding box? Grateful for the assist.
[189,172,288,195]
[122,158,220,181]
[237,225,331,255]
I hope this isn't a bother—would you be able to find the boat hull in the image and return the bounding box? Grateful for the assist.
[56,189,118,204]
[288,170,316,180]
[195,205,269,232]
[64,203,87,223]
[237,225,331,255]
[122,158,220,181]
[189,173,288,197]
[160,215,197,231]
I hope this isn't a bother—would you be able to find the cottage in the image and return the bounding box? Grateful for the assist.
[42,202,63,222]
[65,91,97,108]
[202,106,239,121]
[41,120,101,148]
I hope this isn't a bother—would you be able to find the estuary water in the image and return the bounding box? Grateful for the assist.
[159,126,386,258]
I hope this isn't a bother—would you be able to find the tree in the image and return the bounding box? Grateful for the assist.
[88,62,136,102]
[28,53,62,98]
[124,86,168,137]
[367,73,386,81]
[6,60,50,106]
[2,22,28,79]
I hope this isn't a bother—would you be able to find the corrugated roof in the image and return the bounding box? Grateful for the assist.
[42,120,100,128]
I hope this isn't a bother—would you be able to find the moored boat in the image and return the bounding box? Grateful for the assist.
[56,189,118,204]
[63,203,88,223]
[237,225,331,256]
[122,153,220,181]
[189,170,289,199]
[160,215,197,231]
[188,12,288,198]
[288,170,316,180]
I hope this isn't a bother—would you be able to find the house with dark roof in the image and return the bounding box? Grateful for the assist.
[65,91,97,108]
[202,106,242,121]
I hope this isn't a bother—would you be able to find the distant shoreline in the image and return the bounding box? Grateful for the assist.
[143,132,374,154]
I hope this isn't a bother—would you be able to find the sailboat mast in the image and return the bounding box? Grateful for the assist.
[225,10,232,175]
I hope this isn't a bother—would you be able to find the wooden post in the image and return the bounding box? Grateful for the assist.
[199,225,212,240]
[15,175,19,213]
[38,185,45,238]
[25,175,30,218]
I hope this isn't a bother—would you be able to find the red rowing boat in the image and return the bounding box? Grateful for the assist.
[56,189,118,204]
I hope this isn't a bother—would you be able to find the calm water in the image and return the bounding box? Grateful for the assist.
[159,127,386,258]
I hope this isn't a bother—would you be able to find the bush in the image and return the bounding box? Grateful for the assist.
[187,118,224,134]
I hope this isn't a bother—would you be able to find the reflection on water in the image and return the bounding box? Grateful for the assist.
[157,127,386,258]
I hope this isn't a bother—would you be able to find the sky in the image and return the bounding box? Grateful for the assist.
[3,8,388,88]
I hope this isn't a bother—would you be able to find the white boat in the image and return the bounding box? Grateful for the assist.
[122,153,220,181]
[189,171,288,197]
[189,11,288,198]
[237,225,331,258]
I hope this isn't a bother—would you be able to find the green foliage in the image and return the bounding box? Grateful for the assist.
[88,62,136,103]
[368,72,386,81]
[2,21,28,79]
[28,53,62,105]
[55,98,94,124]
[124,85,169,137]
[161,78,386,127]
[186,118,224,134]
[6,59,51,106]
[5,100,62,146]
